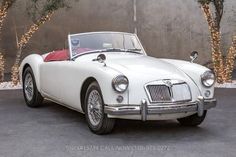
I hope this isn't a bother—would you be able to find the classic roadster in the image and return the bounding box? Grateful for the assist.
[20,32,216,134]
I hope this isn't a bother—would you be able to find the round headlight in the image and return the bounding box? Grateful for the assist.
[201,71,215,87]
[112,75,129,93]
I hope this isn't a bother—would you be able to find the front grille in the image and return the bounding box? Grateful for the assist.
[172,83,191,102]
[146,85,171,102]
[145,81,191,103]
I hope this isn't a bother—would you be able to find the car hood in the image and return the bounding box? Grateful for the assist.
[104,54,189,81]
[76,52,202,103]
[104,53,203,103]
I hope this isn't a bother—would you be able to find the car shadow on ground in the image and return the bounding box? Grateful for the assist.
[40,99,216,143]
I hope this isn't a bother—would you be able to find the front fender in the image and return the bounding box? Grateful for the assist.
[161,59,215,99]
[20,54,44,91]
[80,63,129,105]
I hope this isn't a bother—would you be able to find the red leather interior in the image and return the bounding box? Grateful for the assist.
[44,48,93,62]
[44,49,69,62]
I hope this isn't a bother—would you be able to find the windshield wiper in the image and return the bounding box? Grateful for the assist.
[72,49,103,60]
[72,48,142,60]
[103,48,142,54]
[72,48,123,60]
[101,48,124,52]
[125,48,142,54]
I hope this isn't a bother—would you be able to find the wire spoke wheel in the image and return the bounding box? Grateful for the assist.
[23,67,43,108]
[85,81,115,134]
[24,73,34,101]
[87,90,103,126]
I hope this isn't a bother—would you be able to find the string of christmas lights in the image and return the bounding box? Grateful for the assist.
[225,36,236,82]
[11,63,18,85]
[0,1,12,83]
[0,52,4,82]
[201,3,236,83]
[0,1,11,29]
[201,4,225,83]
[11,11,54,85]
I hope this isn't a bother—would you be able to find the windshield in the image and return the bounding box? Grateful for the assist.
[68,32,144,59]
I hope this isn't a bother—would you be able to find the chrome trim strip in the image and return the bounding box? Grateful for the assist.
[104,99,217,117]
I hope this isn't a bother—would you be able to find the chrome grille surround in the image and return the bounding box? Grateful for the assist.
[144,80,192,103]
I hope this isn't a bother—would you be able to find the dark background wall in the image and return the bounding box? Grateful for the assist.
[1,0,236,72]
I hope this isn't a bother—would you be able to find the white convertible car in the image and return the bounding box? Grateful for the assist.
[20,32,216,134]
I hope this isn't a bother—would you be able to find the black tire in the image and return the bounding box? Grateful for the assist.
[177,111,207,126]
[84,81,115,134]
[23,66,44,107]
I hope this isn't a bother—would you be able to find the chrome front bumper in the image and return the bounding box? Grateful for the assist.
[104,97,217,121]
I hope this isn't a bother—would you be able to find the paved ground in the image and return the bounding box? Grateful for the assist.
[0,89,235,157]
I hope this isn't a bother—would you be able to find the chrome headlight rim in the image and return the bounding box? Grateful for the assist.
[112,75,129,93]
[201,70,215,88]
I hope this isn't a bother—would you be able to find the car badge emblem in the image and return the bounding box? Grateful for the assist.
[163,80,172,87]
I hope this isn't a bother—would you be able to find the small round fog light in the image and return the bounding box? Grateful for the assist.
[204,90,211,97]
[116,95,124,103]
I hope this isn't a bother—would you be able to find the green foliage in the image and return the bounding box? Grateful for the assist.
[198,0,224,5]
[0,0,17,9]
[27,0,76,22]
[198,0,212,5]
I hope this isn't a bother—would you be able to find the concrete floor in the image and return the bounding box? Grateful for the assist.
[0,89,235,157]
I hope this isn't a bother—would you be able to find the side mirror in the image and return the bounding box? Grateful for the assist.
[93,54,106,66]
[97,54,106,62]
[190,51,198,63]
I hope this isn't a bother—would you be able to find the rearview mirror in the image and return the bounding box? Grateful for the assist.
[190,51,198,63]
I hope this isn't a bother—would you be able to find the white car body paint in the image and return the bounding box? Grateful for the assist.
[19,32,216,120]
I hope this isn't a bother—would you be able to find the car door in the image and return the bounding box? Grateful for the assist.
[40,61,69,101]
[40,60,85,110]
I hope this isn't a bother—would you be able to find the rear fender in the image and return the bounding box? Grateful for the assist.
[20,54,44,91]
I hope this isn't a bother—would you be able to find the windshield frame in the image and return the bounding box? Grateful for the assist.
[68,32,147,60]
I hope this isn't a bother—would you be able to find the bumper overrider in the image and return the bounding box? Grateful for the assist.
[104,96,217,121]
